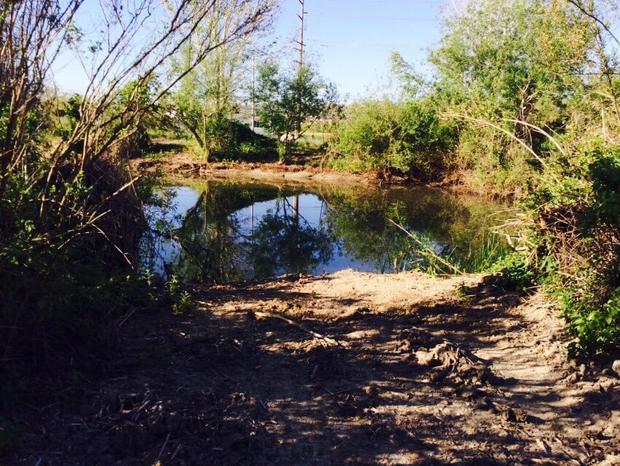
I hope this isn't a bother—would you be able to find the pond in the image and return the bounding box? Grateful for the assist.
[139,178,513,283]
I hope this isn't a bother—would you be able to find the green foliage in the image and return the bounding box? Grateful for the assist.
[562,286,620,354]
[490,253,537,291]
[111,78,160,157]
[519,141,620,353]
[390,51,426,99]
[166,275,195,315]
[53,94,82,140]
[168,19,254,160]
[428,0,596,195]
[589,145,620,226]
[348,0,620,354]
[255,61,336,159]
[224,120,278,161]
[0,257,165,368]
[52,78,159,158]
[330,99,456,180]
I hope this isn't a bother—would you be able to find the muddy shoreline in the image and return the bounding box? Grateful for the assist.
[130,152,481,194]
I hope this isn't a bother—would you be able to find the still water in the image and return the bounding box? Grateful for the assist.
[140,179,512,283]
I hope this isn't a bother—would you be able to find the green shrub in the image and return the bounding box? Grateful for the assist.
[0,260,164,370]
[491,253,537,291]
[562,287,620,354]
[330,100,398,172]
[330,99,456,180]
[519,141,620,354]
[589,145,620,227]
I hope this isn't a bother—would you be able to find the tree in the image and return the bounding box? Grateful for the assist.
[0,0,274,361]
[0,0,274,259]
[255,61,336,159]
[428,0,598,193]
[169,0,273,159]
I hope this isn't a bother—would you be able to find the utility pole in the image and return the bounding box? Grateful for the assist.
[251,56,256,131]
[295,0,305,72]
[294,0,306,138]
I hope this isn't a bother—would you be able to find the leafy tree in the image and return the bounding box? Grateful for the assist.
[428,0,597,193]
[169,0,274,160]
[255,61,336,159]
[389,51,426,99]
[171,45,243,158]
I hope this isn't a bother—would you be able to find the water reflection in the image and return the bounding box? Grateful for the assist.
[140,179,512,283]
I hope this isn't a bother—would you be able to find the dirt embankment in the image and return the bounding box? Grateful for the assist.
[131,151,500,197]
[131,152,381,187]
[6,270,619,465]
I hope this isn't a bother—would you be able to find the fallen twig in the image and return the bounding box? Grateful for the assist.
[253,310,341,346]
[157,433,171,460]
[118,308,137,327]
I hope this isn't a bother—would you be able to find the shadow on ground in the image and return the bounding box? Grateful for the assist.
[4,275,619,465]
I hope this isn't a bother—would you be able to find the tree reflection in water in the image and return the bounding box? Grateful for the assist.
[244,195,333,278]
[140,180,513,283]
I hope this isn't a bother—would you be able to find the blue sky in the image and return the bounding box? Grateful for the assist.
[51,0,448,98]
[51,0,619,100]
[270,0,448,100]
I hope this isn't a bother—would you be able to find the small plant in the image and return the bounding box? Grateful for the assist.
[166,274,195,315]
[490,253,537,291]
[563,287,620,354]
[172,290,194,315]
[455,282,474,298]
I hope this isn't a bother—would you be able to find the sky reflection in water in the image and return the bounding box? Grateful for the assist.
[140,180,512,283]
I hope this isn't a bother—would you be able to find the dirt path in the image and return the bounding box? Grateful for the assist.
[6,271,620,465]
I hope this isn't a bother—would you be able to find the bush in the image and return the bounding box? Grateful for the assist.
[228,120,278,161]
[490,252,537,291]
[523,142,620,353]
[562,286,620,354]
[0,261,162,371]
[330,99,456,180]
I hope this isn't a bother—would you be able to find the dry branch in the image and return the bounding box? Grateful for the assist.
[253,310,341,347]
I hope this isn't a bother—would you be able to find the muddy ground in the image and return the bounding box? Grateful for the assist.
[4,270,620,465]
[130,149,425,189]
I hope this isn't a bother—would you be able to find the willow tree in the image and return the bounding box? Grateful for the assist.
[429,0,599,194]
